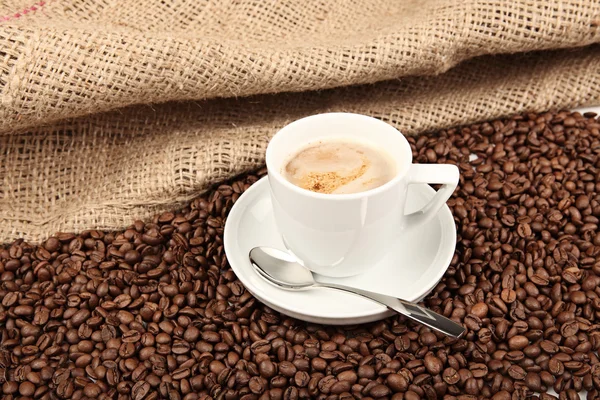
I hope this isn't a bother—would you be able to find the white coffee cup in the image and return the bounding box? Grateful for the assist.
[266,113,459,278]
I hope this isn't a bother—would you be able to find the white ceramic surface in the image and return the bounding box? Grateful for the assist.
[223,177,457,325]
[266,113,459,277]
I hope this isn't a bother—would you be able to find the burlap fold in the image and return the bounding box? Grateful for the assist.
[2,45,600,243]
[1,0,600,243]
[1,0,599,132]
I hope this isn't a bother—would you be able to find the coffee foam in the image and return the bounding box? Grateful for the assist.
[283,139,395,194]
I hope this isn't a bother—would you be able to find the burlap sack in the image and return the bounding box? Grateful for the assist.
[2,0,600,132]
[1,0,600,243]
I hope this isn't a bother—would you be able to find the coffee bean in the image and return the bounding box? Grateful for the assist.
[443,367,460,385]
[278,361,296,377]
[132,381,151,400]
[337,370,357,384]
[318,375,336,394]
[294,371,310,387]
[19,381,35,396]
[44,236,61,252]
[549,358,565,375]
[2,381,18,394]
[464,377,479,395]
[463,314,482,331]
[83,383,102,397]
[386,374,408,392]
[251,340,271,354]
[259,360,277,378]
[2,292,18,307]
[508,335,529,350]
[470,363,487,378]
[14,305,34,316]
[424,354,443,375]
[540,340,559,354]
[492,391,511,400]
[369,384,391,398]
[56,380,74,398]
[249,376,267,394]
[358,364,375,379]
[283,386,298,400]
[70,309,90,327]
[524,371,542,391]
[470,302,488,318]
[405,390,420,400]
[508,365,526,380]
[123,330,142,343]
[114,293,132,308]
[500,288,517,303]
[311,357,327,371]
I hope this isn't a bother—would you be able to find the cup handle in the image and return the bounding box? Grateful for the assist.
[403,164,459,231]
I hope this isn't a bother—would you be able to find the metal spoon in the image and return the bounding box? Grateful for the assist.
[249,247,465,338]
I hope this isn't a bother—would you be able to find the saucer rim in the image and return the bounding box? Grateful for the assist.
[224,176,456,323]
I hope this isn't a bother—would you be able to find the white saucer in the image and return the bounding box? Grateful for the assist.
[224,177,457,325]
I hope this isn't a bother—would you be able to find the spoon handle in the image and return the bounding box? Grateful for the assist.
[318,283,466,338]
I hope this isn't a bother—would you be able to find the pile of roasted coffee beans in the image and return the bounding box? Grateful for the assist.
[1,110,600,400]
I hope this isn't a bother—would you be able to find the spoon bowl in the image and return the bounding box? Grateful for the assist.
[249,247,315,288]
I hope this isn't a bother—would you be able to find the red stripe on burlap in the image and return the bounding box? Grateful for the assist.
[0,1,47,23]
